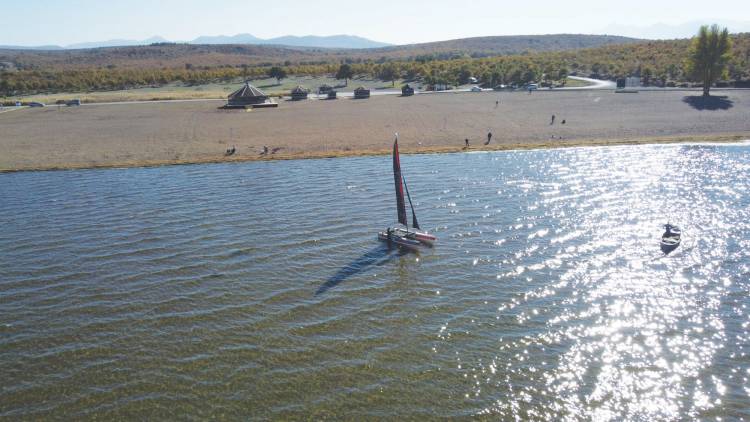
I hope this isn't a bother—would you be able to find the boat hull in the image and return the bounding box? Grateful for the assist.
[660,239,680,254]
[660,235,681,254]
[378,232,421,250]
[660,225,681,254]
[392,227,437,246]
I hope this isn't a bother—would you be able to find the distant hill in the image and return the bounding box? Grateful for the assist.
[192,34,390,49]
[265,35,391,49]
[66,36,170,49]
[601,19,750,40]
[376,34,642,57]
[0,45,64,51]
[191,34,264,45]
[0,34,391,51]
[0,34,642,71]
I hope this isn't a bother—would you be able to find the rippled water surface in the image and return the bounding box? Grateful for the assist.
[2,143,750,419]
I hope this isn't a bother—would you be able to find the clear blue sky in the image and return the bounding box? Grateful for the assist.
[2,0,749,46]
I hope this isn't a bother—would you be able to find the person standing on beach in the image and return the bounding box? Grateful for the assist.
[465,138,470,148]
[485,131,493,145]
[551,114,555,125]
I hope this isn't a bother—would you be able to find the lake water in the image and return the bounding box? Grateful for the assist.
[2,143,750,420]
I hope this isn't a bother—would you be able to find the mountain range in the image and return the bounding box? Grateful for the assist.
[0,34,392,50]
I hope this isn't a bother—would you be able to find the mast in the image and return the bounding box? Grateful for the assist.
[402,175,420,230]
[393,135,408,227]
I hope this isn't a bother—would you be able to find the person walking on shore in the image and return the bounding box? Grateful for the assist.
[465,138,470,148]
[550,114,556,125]
[485,131,492,145]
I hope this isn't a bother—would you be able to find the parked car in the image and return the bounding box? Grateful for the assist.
[28,102,45,107]
[470,86,482,92]
[493,84,507,91]
[526,84,538,91]
[66,99,81,106]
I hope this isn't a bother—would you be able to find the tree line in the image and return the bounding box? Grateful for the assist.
[1,31,747,97]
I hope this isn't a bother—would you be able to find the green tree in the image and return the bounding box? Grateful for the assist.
[379,63,398,86]
[457,65,472,85]
[686,24,732,96]
[641,67,653,86]
[335,64,354,86]
[268,66,287,85]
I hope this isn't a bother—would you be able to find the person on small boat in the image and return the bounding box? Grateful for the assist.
[386,228,393,241]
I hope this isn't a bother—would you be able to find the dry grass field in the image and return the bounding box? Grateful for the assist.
[1,89,748,171]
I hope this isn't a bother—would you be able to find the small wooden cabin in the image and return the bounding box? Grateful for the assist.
[318,84,333,94]
[353,86,370,99]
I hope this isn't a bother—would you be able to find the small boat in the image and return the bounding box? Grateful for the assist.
[379,134,437,248]
[660,223,681,254]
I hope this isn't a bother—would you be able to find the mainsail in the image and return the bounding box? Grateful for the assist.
[402,175,420,230]
[393,137,408,227]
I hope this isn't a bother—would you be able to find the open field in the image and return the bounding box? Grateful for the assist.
[561,77,593,87]
[1,90,749,172]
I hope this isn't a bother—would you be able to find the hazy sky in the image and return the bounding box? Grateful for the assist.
[2,0,749,46]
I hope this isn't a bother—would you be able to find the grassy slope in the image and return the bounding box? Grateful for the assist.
[0,35,642,70]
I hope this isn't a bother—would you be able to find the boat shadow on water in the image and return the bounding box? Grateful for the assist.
[316,245,413,295]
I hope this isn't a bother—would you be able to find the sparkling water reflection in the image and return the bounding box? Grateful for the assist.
[1,143,749,419]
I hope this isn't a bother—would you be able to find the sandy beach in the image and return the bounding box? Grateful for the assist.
[1,90,748,171]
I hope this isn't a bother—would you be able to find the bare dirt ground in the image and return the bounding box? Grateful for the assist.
[1,90,748,171]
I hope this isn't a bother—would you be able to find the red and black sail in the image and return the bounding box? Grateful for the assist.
[393,138,408,227]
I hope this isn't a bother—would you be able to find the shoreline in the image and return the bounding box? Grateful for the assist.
[3,90,749,173]
[2,134,747,173]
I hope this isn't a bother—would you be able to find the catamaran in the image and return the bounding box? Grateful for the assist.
[378,134,437,248]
